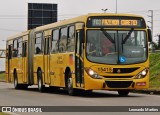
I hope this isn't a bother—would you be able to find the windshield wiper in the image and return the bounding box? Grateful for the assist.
[100,28,115,43]
[122,28,134,44]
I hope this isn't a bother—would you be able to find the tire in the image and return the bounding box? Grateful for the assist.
[37,70,45,92]
[14,71,28,89]
[14,72,19,89]
[67,72,76,96]
[118,90,130,96]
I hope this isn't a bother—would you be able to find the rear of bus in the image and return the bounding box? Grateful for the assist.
[83,14,152,96]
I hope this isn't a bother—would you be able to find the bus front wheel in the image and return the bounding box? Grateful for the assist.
[118,90,130,96]
[38,70,45,92]
[67,73,76,96]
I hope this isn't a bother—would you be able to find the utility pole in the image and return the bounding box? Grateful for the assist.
[116,0,117,13]
[148,10,153,39]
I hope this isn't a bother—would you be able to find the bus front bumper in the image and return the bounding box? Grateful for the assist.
[85,78,149,91]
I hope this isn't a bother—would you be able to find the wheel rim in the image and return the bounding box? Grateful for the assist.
[38,71,42,91]
[38,78,42,90]
[68,78,72,89]
[14,77,17,88]
[14,72,18,88]
[68,77,73,94]
[38,70,45,92]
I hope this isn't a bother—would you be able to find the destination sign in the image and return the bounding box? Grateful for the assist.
[87,16,146,28]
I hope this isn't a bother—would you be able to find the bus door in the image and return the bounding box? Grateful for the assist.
[75,29,84,87]
[7,44,12,82]
[44,37,51,84]
[22,41,27,83]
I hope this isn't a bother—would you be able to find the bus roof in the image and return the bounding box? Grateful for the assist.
[7,13,144,41]
[34,13,144,32]
[7,30,30,41]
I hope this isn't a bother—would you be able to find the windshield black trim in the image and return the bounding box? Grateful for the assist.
[122,28,134,44]
[100,28,115,43]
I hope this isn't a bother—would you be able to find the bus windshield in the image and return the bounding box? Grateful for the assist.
[86,29,147,64]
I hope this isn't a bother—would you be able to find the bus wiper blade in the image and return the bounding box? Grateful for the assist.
[122,28,134,44]
[100,28,115,43]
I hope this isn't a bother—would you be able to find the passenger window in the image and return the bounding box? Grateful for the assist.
[59,27,67,53]
[35,32,43,54]
[67,26,75,52]
[17,38,22,57]
[13,39,18,57]
[52,29,59,53]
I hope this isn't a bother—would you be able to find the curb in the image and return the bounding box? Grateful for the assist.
[134,89,160,95]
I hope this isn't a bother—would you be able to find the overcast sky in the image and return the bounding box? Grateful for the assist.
[0,0,160,71]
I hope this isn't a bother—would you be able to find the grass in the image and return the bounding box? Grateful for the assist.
[0,112,9,115]
[0,73,5,82]
[149,52,160,89]
[0,53,160,89]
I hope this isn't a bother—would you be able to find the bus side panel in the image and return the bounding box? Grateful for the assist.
[10,57,15,82]
[14,58,23,84]
[5,59,9,82]
[49,54,61,86]
[22,56,28,83]
[49,53,75,88]
[33,55,44,84]
[5,46,9,82]
[61,53,75,87]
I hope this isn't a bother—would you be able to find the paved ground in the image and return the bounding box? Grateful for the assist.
[0,82,160,115]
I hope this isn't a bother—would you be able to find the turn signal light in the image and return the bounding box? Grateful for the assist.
[136,82,146,86]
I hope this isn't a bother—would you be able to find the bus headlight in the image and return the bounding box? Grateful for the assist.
[85,68,101,79]
[136,68,149,79]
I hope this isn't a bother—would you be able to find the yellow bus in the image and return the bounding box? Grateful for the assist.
[6,13,152,96]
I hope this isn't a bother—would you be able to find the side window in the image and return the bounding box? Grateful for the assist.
[22,42,27,57]
[17,38,22,57]
[67,26,75,52]
[59,27,67,53]
[13,39,18,57]
[35,32,43,54]
[51,29,59,53]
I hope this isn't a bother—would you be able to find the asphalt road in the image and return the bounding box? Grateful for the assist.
[0,82,160,115]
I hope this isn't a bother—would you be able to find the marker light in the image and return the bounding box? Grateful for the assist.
[136,82,146,86]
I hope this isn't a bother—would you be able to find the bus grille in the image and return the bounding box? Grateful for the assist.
[103,76,133,78]
[106,81,133,88]
[113,67,139,73]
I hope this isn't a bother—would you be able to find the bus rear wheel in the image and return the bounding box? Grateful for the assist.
[118,90,130,96]
[14,72,28,89]
[38,70,45,92]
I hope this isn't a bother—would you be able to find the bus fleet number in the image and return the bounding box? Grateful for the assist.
[98,67,113,73]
